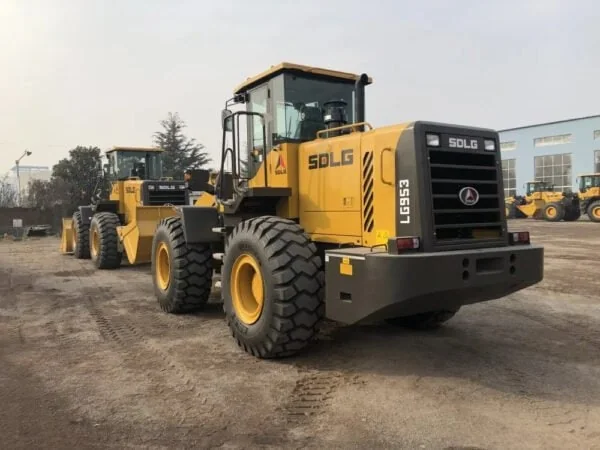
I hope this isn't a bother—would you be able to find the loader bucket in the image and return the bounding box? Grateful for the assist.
[60,217,74,254]
[516,203,539,219]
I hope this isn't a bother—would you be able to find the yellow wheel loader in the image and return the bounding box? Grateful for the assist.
[506,181,580,222]
[150,62,544,359]
[60,146,188,269]
[576,173,600,222]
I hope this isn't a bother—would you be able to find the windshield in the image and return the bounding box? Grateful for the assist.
[272,74,355,143]
[580,175,600,190]
[107,151,163,180]
[528,182,553,195]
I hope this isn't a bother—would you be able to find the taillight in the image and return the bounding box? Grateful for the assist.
[509,231,530,245]
[396,237,421,251]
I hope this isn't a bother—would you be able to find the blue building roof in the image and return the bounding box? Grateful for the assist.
[499,114,600,132]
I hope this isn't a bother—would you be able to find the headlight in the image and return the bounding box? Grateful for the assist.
[484,139,496,151]
[148,185,155,190]
[426,133,440,147]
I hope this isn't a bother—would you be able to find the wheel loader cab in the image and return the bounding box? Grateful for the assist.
[102,147,188,214]
[106,147,163,181]
[150,62,544,360]
[578,173,600,192]
[525,181,554,197]
[216,63,371,226]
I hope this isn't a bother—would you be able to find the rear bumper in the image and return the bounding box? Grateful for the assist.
[324,244,544,325]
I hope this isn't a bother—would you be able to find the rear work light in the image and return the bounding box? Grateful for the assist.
[426,133,440,147]
[509,231,530,245]
[484,139,496,151]
[396,236,421,251]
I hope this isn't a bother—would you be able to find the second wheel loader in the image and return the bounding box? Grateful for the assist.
[150,62,544,359]
[60,146,188,269]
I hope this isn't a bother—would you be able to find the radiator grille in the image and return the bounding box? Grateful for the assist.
[363,151,374,232]
[146,184,188,206]
[428,143,503,246]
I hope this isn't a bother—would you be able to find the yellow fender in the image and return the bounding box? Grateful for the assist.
[60,217,74,254]
[118,206,180,265]
[194,192,217,207]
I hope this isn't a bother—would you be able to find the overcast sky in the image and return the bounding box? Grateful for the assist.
[1,0,599,174]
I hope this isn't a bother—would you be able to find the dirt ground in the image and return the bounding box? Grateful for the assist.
[1,220,600,450]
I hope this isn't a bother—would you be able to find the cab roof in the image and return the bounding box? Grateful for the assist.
[105,146,163,154]
[578,173,600,177]
[233,62,373,94]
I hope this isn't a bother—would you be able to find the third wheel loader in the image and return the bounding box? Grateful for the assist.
[150,62,544,359]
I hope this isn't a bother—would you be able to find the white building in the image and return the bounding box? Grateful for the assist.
[5,165,52,198]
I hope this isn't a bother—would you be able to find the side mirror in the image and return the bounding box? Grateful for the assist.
[222,109,233,132]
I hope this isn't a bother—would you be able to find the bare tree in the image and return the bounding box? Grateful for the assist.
[0,175,17,207]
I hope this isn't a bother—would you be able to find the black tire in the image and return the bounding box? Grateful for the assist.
[222,216,325,359]
[543,202,564,222]
[90,212,122,269]
[563,207,581,222]
[386,309,459,330]
[587,200,600,223]
[72,210,90,259]
[151,217,213,313]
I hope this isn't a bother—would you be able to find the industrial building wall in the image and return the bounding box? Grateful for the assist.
[499,116,600,197]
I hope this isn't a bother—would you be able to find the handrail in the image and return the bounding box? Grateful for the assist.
[316,122,373,138]
[380,148,393,186]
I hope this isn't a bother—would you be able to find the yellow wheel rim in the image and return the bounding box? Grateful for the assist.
[231,253,264,325]
[91,227,100,257]
[592,206,600,219]
[72,227,77,249]
[156,242,171,291]
[546,206,556,218]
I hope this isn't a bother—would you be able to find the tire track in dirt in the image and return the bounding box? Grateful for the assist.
[67,259,217,426]
[283,368,345,422]
[281,322,364,424]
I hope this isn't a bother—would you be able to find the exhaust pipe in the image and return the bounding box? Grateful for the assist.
[354,73,369,131]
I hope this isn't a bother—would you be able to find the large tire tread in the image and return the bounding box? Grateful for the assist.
[587,200,600,223]
[152,216,213,313]
[543,202,564,222]
[91,212,122,270]
[223,216,325,359]
[72,211,91,259]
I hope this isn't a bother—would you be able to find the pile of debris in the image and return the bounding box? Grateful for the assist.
[2,225,52,241]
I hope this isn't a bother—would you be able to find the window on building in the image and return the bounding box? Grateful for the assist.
[594,130,600,140]
[533,134,573,147]
[501,158,517,197]
[594,150,600,172]
[500,141,517,152]
[534,153,572,192]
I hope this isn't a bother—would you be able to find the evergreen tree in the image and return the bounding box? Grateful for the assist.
[152,112,210,179]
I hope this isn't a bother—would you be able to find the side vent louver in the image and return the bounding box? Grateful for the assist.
[363,151,374,232]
